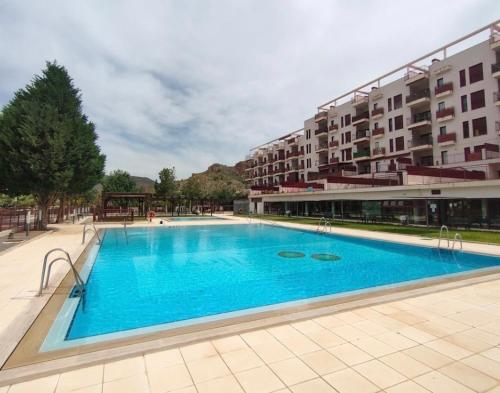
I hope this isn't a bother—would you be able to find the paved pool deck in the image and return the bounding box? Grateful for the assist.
[0,215,499,392]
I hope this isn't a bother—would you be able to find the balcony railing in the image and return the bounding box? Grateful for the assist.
[408,111,432,125]
[330,157,339,164]
[371,107,384,117]
[405,89,430,104]
[315,126,328,135]
[329,140,339,148]
[434,82,453,96]
[372,127,385,137]
[372,147,385,156]
[494,91,500,103]
[353,150,370,159]
[492,63,500,74]
[315,143,329,151]
[352,111,369,123]
[286,150,300,159]
[328,124,339,131]
[354,129,370,140]
[436,107,455,119]
[315,111,328,122]
[466,151,483,162]
[437,133,457,144]
[409,135,433,148]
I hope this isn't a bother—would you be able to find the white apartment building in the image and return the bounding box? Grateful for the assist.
[244,20,500,228]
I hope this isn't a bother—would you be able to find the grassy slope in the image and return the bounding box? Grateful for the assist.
[254,215,500,245]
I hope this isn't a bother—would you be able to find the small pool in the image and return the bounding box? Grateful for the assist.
[43,224,500,350]
[170,216,225,221]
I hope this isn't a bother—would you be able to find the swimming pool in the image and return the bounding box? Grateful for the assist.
[170,216,225,221]
[43,224,500,350]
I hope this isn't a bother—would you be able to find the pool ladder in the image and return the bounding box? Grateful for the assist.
[437,225,463,251]
[316,217,332,233]
[37,248,85,297]
[81,223,101,245]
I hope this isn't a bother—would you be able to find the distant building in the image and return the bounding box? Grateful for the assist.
[244,20,500,228]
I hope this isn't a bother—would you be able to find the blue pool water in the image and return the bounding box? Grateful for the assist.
[66,224,500,340]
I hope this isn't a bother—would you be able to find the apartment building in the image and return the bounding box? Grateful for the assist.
[245,21,500,227]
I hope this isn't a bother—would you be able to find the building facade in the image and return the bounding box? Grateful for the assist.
[244,21,500,228]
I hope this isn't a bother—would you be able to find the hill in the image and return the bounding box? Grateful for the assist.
[131,176,155,193]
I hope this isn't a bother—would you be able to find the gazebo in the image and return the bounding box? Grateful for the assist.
[98,192,152,221]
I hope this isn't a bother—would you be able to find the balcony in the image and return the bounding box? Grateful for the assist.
[353,129,370,143]
[491,33,500,50]
[372,127,385,139]
[437,132,456,146]
[404,70,429,85]
[465,151,483,162]
[287,138,298,145]
[353,150,370,161]
[371,107,384,119]
[372,147,385,158]
[436,107,455,123]
[285,165,299,173]
[407,111,432,129]
[408,135,433,151]
[286,150,301,159]
[405,89,430,107]
[315,126,328,136]
[352,111,369,126]
[329,140,339,149]
[434,82,453,98]
[315,143,329,152]
[330,157,339,164]
[351,95,369,108]
[315,111,328,122]
[492,63,500,79]
[494,92,500,106]
[328,124,339,132]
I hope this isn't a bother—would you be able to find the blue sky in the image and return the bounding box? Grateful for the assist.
[1,1,499,179]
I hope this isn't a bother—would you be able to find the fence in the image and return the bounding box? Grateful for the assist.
[0,208,59,232]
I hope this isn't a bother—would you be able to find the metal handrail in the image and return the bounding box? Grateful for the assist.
[316,217,327,232]
[37,248,85,296]
[82,223,101,245]
[123,219,129,244]
[452,233,463,251]
[438,225,450,248]
[324,220,332,233]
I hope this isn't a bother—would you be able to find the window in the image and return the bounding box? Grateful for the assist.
[461,95,468,112]
[345,114,351,126]
[388,118,393,132]
[394,115,403,130]
[459,69,466,87]
[393,94,402,110]
[387,98,392,112]
[464,147,470,160]
[341,117,344,128]
[437,78,444,87]
[373,103,378,110]
[306,129,311,139]
[462,121,470,139]
[345,131,351,143]
[468,63,483,84]
[395,136,404,151]
[375,161,381,173]
[341,133,344,144]
[439,126,447,135]
[438,101,445,111]
[441,151,448,165]
[389,139,394,153]
[346,148,352,161]
[472,117,487,136]
[374,122,378,129]
[470,90,485,110]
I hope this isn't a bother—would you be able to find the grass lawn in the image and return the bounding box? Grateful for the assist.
[252,215,500,245]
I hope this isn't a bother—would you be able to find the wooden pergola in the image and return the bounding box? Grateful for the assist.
[98,192,152,221]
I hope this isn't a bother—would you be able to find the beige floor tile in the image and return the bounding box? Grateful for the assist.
[482,347,500,362]
[8,375,59,393]
[145,348,184,370]
[404,345,453,369]
[440,362,497,392]
[375,331,418,350]
[328,342,372,366]
[447,309,500,327]
[418,317,470,337]
[291,320,345,348]
[353,359,406,389]
[299,350,346,375]
[103,374,149,393]
[353,320,389,336]
[353,336,398,357]
[323,368,378,393]
[335,311,366,324]
[397,326,438,344]
[424,339,473,360]
[242,334,294,364]
[289,378,337,393]
[180,342,217,362]
[0,387,9,393]
[221,347,264,373]
[330,324,371,342]
[212,335,248,354]
[104,356,145,382]
[462,354,500,380]
[370,314,408,331]
[169,388,197,393]
[186,355,230,383]
[485,386,500,393]
[379,351,431,379]
[56,365,103,392]
[147,364,193,393]
[442,330,494,353]
[414,371,474,393]
[235,365,285,393]
[267,325,321,355]
[70,385,102,393]
[268,357,317,386]
[313,315,347,330]
[384,380,431,393]
[240,329,276,347]
[389,311,427,325]
[469,327,500,346]
[196,375,244,393]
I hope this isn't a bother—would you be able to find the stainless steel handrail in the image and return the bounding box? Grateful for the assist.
[37,248,85,296]
[452,233,463,251]
[438,225,450,248]
[82,223,101,245]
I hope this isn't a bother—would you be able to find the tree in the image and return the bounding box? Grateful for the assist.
[0,61,105,228]
[155,167,176,214]
[102,170,137,193]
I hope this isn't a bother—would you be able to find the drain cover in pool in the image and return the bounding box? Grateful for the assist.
[278,251,305,258]
[311,253,341,261]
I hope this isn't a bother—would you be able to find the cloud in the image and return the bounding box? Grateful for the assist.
[0,0,498,179]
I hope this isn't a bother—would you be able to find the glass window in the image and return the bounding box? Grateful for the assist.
[389,139,394,152]
[388,118,393,132]
[437,78,444,87]
[438,101,445,111]
[394,115,403,130]
[472,117,487,136]
[393,94,402,110]
[470,90,485,110]
[441,151,448,165]
[462,121,470,139]
[345,131,351,143]
[345,114,351,126]
[387,98,392,112]
[468,63,483,84]
[461,95,468,112]
[395,136,404,151]
[440,126,447,135]
[459,69,466,87]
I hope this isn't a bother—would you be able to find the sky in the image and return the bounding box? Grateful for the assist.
[0,1,499,180]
